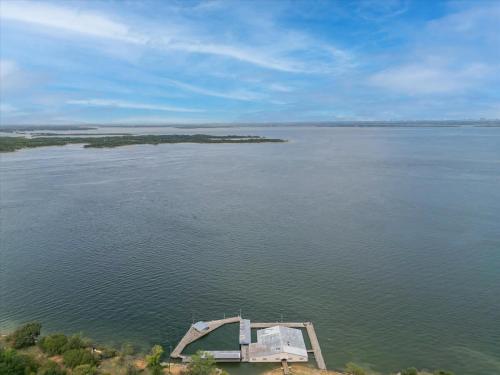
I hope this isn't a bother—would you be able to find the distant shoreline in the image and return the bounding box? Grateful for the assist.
[0,134,286,153]
[1,120,499,133]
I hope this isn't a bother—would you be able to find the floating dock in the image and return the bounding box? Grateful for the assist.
[171,316,327,370]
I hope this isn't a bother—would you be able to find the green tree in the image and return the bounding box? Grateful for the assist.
[401,368,418,375]
[186,351,216,375]
[37,360,67,375]
[61,335,85,352]
[0,347,39,375]
[146,345,164,375]
[38,334,69,356]
[345,362,366,375]
[62,349,96,368]
[72,364,98,375]
[7,322,42,349]
[434,371,454,375]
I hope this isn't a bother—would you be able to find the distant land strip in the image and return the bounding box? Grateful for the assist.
[30,132,133,136]
[0,134,286,153]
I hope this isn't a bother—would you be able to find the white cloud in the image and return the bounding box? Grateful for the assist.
[427,2,500,36]
[166,41,303,73]
[369,63,491,95]
[66,99,203,113]
[162,78,264,101]
[0,1,324,73]
[0,59,18,79]
[368,2,499,97]
[0,2,146,43]
[356,0,409,21]
[0,59,43,93]
[268,83,293,92]
[0,103,18,113]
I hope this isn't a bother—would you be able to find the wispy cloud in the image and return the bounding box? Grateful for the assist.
[1,0,498,122]
[0,103,18,113]
[355,0,409,21]
[369,63,491,95]
[165,42,303,73]
[162,78,264,101]
[268,83,293,93]
[0,59,48,102]
[0,59,19,96]
[368,2,500,98]
[66,99,203,113]
[0,1,330,73]
[0,1,144,43]
[0,59,17,79]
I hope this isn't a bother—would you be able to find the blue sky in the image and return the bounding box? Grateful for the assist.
[1,0,499,124]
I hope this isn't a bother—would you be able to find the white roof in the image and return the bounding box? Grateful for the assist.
[249,326,308,358]
[193,321,209,331]
[240,319,251,344]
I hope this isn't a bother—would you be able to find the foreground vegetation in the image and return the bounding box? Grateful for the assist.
[1,322,454,375]
[0,322,232,375]
[0,134,286,152]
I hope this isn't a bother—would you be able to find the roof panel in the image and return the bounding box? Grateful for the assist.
[249,326,308,358]
[193,321,209,331]
[239,319,251,344]
[202,351,241,359]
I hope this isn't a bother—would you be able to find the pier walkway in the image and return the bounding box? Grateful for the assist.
[171,316,241,359]
[305,322,326,370]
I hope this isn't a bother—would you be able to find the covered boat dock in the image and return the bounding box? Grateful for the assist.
[170,316,326,371]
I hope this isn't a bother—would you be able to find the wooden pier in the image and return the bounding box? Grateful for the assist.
[171,316,241,360]
[304,322,326,370]
[171,317,326,370]
[281,359,290,375]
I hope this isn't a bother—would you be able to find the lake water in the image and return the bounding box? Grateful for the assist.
[1,126,499,375]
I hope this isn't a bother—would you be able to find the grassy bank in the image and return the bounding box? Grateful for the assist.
[0,135,286,153]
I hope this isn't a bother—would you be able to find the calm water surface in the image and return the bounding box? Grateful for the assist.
[1,126,499,374]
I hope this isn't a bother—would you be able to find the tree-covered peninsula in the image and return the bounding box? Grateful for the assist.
[0,134,286,153]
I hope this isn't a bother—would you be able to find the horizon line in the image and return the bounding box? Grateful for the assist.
[1,119,500,128]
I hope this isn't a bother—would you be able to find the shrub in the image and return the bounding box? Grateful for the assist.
[434,371,454,375]
[61,335,85,352]
[37,360,67,375]
[187,351,216,375]
[72,364,98,375]
[38,335,69,356]
[99,347,118,359]
[345,362,366,375]
[0,347,39,375]
[62,349,96,368]
[401,368,418,375]
[7,322,42,349]
[146,345,164,375]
